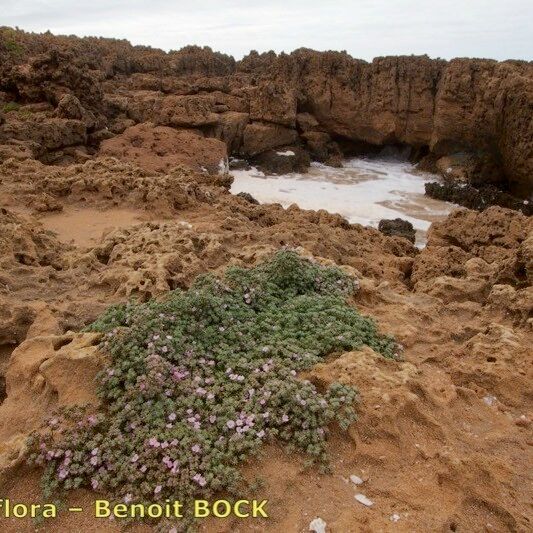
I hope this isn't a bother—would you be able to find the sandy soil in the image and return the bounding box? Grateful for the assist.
[38,207,149,247]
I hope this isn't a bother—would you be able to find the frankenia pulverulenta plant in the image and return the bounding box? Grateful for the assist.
[27,251,395,520]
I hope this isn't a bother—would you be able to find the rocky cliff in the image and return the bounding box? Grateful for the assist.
[0,27,531,194]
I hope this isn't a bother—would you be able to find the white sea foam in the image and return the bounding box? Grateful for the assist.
[230,157,457,246]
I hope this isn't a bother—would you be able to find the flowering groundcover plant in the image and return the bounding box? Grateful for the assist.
[28,251,395,520]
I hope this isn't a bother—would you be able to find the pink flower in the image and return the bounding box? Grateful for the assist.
[226,420,236,429]
[281,414,289,423]
[91,479,99,489]
[193,473,206,487]
[191,444,201,453]
[148,437,160,448]
[131,454,139,463]
[154,485,162,494]
[90,456,99,466]
[124,494,132,503]
[168,413,177,421]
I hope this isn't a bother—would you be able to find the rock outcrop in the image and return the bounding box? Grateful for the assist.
[412,206,532,309]
[378,218,416,243]
[0,28,531,191]
[99,122,228,174]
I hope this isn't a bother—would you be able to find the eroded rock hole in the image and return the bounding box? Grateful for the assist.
[0,343,16,404]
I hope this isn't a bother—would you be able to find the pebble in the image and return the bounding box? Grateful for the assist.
[390,513,401,522]
[309,517,327,533]
[350,474,364,485]
[515,415,530,427]
[483,395,497,406]
[354,493,374,507]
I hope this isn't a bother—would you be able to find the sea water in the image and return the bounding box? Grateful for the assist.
[230,157,456,247]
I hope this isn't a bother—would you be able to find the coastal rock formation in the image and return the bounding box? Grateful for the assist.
[412,206,532,307]
[378,218,416,243]
[1,27,531,192]
[0,332,103,476]
[99,122,228,174]
[0,27,531,533]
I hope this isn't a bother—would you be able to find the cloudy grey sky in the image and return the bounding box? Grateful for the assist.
[3,0,532,61]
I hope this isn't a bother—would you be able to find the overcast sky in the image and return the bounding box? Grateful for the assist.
[3,0,532,61]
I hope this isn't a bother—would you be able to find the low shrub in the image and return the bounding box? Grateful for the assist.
[28,251,395,523]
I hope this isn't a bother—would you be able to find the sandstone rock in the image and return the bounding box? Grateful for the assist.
[487,284,533,323]
[100,122,228,174]
[301,131,342,163]
[435,153,476,182]
[249,82,296,127]
[242,122,298,156]
[0,139,42,162]
[0,117,87,151]
[55,93,96,128]
[296,112,319,132]
[109,117,135,134]
[412,207,533,296]
[126,93,220,128]
[422,275,490,303]
[1,29,531,190]
[0,332,104,474]
[210,111,249,153]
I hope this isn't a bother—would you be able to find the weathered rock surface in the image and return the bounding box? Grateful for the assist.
[242,122,299,156]
[412,207,533,306]
[425,181,532,215]
[1,28,531,191]
[0,332,104,475]
[378,218,416,243]
[100,122,228,174]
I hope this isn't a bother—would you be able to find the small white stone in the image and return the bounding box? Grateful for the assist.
[390,513,401,522]
[349,474,364,485]
[355,493,373,507]
[309,517,327,533]
[483,395,497,406]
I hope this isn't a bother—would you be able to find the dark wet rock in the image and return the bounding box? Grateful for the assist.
[229,158,251,171]
[378,218,416,243]
[251,146,310,174]
[236,192,259,205]
[425,182,532,216]
[301,131,342,164]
